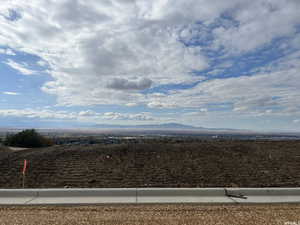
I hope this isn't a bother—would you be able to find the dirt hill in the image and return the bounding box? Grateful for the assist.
[0,140,299,188]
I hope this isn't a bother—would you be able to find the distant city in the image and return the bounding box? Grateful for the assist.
[1,123,300,147]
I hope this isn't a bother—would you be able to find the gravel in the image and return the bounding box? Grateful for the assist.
[0,204,299,225]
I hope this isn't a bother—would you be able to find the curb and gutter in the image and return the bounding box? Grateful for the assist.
[0,188,299,205]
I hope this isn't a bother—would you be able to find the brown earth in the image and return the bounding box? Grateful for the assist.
[0,140,299,188]
[0,204,299,225]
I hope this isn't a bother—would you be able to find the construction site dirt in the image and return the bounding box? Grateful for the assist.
[0,140,299,188]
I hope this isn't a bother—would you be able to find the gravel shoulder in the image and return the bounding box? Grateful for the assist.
[0,204,299,225]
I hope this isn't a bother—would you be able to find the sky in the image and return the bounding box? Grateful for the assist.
[0,0,300,131]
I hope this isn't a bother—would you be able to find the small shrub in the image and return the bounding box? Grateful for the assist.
[4,129,53,148]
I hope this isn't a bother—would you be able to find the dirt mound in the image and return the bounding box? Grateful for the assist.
[0,140,299,188]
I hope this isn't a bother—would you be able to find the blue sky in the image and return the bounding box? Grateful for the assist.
[0,0,300,131]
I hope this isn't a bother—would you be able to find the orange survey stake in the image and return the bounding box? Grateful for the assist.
[22,159,27,175]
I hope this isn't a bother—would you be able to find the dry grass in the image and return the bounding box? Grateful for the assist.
[0,204,299,225]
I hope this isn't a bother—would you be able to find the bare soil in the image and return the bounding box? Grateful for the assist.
[0,140,299,188]
[0,204,299,225]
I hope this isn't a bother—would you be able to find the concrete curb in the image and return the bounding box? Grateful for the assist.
[137,188,232,203]
[225,188,300,203]
[0,188,299,205]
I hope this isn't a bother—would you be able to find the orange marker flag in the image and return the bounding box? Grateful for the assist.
[22,159,27,175]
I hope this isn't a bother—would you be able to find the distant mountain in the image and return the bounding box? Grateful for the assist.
[131,123,201,129]
[0,123,251,134]
[93,123,203,130]
[88,123,256,134]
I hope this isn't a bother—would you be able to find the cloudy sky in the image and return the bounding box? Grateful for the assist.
[0,0,300,131]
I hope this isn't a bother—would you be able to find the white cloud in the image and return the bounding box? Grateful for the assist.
[147,101,178,109]
[106,77,152,91]
[293,119,300,123]
[0,0,299,117]
[184,108,208,116]
[0,0,212,106]
[0,48,15,55]
[0,109,77,120]
[212,0,300,54]
[144,55,300,116]
[125,103,137,107]
[37,60,47,67]
[5,59,36,75]
[78,110,98,117]
[102,112,154,121]
[2,91,20,95]
[0,108,156,122]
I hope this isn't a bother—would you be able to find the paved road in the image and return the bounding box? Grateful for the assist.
[0,204,299,225]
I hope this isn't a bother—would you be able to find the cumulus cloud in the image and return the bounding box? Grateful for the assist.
[147,101,178,109]
[144,55,300,116]
[0,108,155,122]
[107,78,152,91]
[0,0,299,120]
[0,0,212,106]
[102,112,154,121]
[212,0,300,54]
[78,110,98,117]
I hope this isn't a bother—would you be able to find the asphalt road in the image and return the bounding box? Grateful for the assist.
[0,204,299,225]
